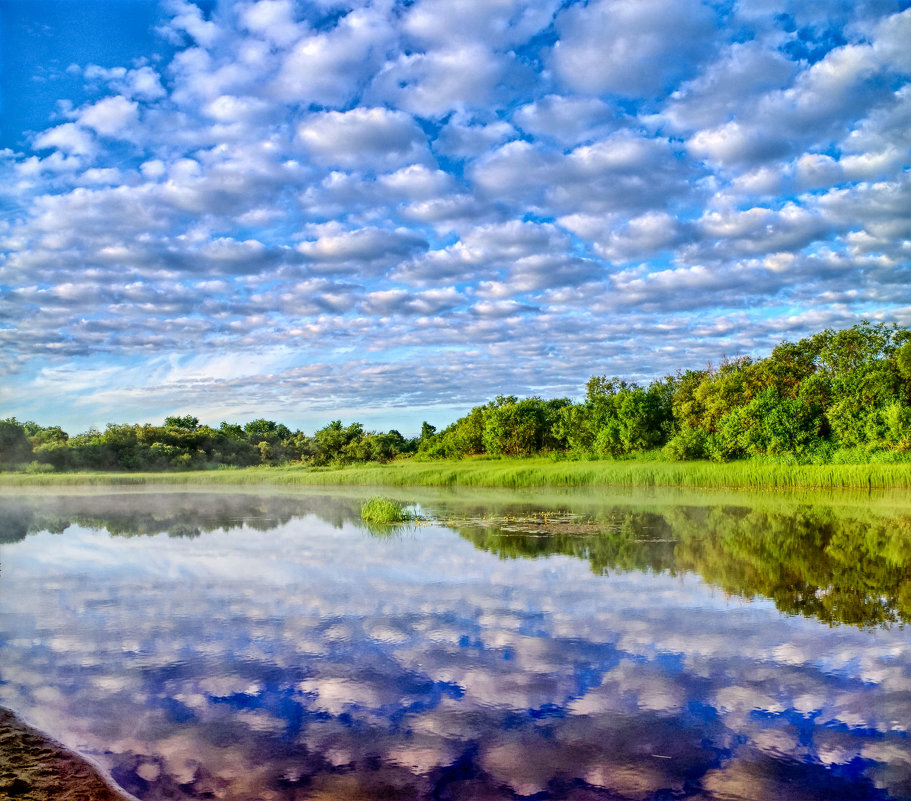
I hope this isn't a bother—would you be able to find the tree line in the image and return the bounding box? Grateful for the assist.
[4,321,911,471]
[0,415,415,472]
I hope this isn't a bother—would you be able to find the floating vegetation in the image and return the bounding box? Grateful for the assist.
[360,496,413,524]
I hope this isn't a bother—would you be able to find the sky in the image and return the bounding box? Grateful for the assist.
[1,0,910,435]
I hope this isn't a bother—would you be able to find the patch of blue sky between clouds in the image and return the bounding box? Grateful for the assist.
[1,0,910,434]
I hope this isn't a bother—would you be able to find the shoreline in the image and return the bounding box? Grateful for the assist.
[2,456,911,491]
[0,706,135,801]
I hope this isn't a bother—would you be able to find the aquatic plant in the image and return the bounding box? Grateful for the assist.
[360,496,412,523]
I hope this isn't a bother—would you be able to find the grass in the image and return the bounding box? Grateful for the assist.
[3,456,911,491]
[360,495,412,523]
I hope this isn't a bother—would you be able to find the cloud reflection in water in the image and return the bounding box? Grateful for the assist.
[0,492,910,800]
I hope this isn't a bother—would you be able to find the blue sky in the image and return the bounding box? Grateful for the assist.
[1,0,910,434]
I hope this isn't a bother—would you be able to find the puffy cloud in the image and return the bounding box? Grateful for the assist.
[561,211,688,262]
[513,95,617,146]
[377,164,456,199]
[871,8,911,75]
[271,5,394,106]
[360,286,465,316]
[240,0,303,47]
[471,131,694,215]
[33,123,94,156]
[401,0,560,48]
[77,96,140,137]
[551,0,719,97]
[160,0,221,48]
[433,115,516,160]
[685,31,899,170]
[203,94,272,123]
[297,226,428,274]
[369,45,509,119]
[662,41,798,132]
[84,64,168,101]
[3,0,911,429]
[296,107,430,170]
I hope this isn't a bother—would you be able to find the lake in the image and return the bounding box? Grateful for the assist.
[1,487,911,800]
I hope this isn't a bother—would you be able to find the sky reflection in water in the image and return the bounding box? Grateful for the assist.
[1,491,911,800]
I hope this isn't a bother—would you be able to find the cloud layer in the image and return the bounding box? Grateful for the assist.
[2,0,911,430]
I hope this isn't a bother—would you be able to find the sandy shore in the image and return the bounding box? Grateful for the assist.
[0,707,132,801]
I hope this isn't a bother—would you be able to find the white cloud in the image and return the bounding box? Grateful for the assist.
[3,0,911,429]
[124,66,168,101]
[297,108,430,170]
[562,211,686,262]
[296,227,428,273]
[434,116,516,160]
[271,5,394,106]
[401,0,560,47]
[77,96,140,138]
[33,123,94,156]
[872,8,911,74]
[161,0,220,48]
[551,0,719,97]
[513,95,617,146]
[662,41,798,132]
[377,164,455,199]
[471,131,692,215]
[369,45,508,118]
[240,0,303,47]
[203,94,271,123]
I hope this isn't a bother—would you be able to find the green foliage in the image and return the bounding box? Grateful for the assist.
[594,385,670,456]
[164,414,200,430]
[662,425,707,461]
[482,396,569,456]
[897,342,911,379]
[360,496,412,523]
[0,418,34,467]
[23,460,55,474]
[881,400,911,450]
[715,388,821,458]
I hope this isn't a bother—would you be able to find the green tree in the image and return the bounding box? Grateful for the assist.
[482,397,567,457]
[0,419,34,467]
[593,386,670,456]
[164,414,200,431]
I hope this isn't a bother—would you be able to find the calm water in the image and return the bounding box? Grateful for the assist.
[2,488,911,800]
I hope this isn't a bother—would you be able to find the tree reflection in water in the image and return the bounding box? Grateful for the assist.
[1,490,911,800]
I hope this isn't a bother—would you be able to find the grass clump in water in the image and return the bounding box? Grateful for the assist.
[360,496,412,523]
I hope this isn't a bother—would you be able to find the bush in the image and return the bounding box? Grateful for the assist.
[24,461,55,474]
[662,426,707,461]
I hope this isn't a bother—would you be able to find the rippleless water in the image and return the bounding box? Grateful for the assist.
[1,489,910,800]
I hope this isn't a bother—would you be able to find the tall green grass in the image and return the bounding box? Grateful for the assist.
[2,457,911,490]
[360,496,412,523]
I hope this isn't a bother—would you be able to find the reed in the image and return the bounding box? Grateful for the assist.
[2,457,911,490]
[360,496,412,523]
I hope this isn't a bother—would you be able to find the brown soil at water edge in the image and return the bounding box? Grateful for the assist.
[0,707,132,801]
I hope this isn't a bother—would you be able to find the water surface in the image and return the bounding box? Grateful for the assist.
[1,489,911,800]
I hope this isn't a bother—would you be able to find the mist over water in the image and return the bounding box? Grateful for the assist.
[1,490,910,800]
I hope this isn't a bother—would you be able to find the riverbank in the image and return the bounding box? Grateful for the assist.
[0,706,132,800]
[2,456,911,490]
